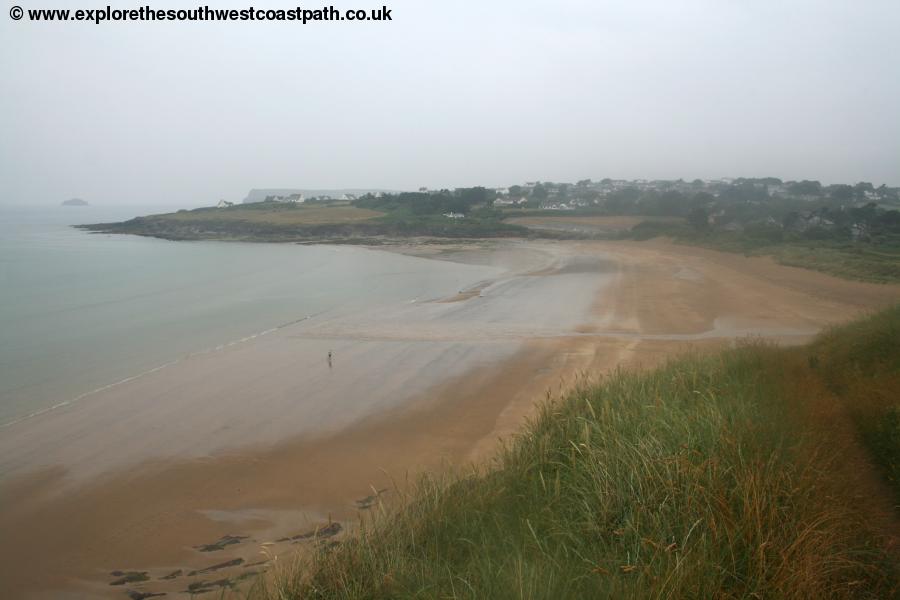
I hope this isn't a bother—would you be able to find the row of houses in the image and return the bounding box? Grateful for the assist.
[216,192,363,208]
[493,179,899,202]
[264,193,306,203]
[493,196,527,207]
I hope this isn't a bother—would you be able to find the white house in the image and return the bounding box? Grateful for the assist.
[494,196,527,207]
[217,200,234,208]
[443,212,465,219]
[263,193,305,203]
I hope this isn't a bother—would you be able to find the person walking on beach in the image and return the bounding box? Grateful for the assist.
[327,350,333,368]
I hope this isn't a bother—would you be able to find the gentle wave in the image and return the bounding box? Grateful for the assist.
[0,310,330,430]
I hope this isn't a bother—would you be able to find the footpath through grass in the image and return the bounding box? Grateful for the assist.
[260,307,900,599]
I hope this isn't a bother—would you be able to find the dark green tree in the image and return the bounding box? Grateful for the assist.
[828,184,854,203]
[687,206,710,232]
[788,180,823,196]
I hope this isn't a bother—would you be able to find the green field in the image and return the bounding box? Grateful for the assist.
[257,306,900,599]
[80,200,534,242]
[162,202,385,225]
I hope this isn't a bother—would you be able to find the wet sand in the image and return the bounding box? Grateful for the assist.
[1,239,898,599]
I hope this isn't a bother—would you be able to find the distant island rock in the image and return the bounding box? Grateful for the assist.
[62,198,89,206]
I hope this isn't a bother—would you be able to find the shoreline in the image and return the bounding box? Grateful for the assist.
[0,339,578,599]
[2,239,899,599]
[0,240,577,484]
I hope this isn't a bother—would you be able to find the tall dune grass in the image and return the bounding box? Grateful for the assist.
[258,308,900,599]
[811,305,900,501]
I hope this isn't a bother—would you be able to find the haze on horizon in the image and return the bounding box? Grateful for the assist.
[1,0,898,207]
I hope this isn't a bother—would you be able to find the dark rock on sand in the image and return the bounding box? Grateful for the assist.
[193,534,248,552]
[187,558,244,576]
[243,559,269,569]
[159,569,182,580]
[276,521,342,543]
[126,591,166,600]
[184,578,233,594]
[109,572,149,586]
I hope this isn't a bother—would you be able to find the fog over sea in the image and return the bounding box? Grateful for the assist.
[0,205,496,427]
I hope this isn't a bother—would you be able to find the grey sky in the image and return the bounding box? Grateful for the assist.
[1,0,898,206]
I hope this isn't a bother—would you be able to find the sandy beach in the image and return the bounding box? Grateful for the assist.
[1,239,898,599]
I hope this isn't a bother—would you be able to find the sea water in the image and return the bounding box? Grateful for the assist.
[0,205,496,427]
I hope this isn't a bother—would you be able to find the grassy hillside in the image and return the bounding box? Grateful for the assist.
[78,201,537,242]
[260,307,900,599]
[162,203,385,225]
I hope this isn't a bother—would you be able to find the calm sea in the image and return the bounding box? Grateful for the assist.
[0,205,496,427]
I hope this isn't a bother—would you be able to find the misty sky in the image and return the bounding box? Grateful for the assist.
[1,0,899,207]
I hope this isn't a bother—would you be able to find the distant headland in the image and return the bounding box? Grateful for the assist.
[62,198,89,206]
[76,177,900,283]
